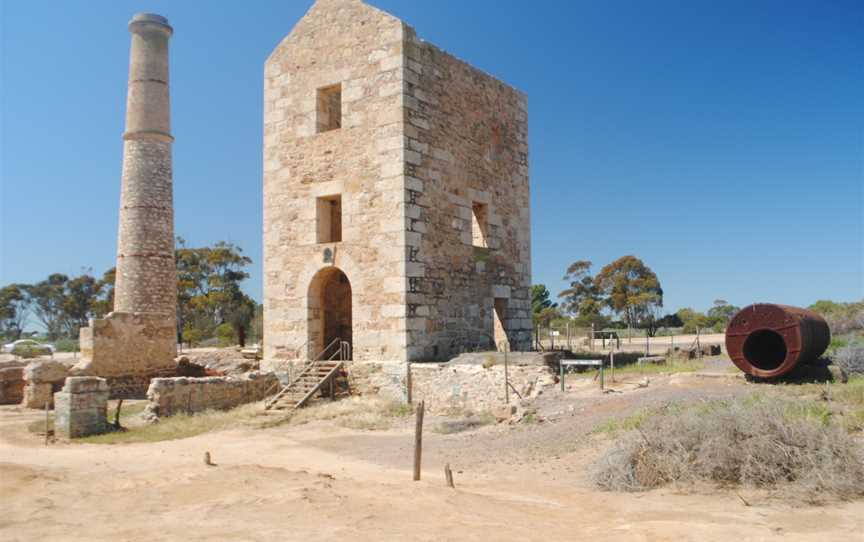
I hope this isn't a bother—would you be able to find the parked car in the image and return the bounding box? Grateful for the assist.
[1,339,55,357]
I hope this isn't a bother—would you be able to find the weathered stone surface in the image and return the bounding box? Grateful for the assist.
[408,362,554,414]
[24,359,69,382]
[54,377,110,439]
[0,367,25,404]
[262,0,531,366]
[143,372,279,420]
[74,12,176,384]
[344,358,554,413]
[75,312,176,377]
[21,360,69,408]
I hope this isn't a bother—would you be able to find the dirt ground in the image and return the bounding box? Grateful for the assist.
[2,366,862,541]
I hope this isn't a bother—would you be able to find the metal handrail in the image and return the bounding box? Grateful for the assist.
[264,337,349,409]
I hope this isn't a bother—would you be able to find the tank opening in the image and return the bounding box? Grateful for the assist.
[742,329,787,371]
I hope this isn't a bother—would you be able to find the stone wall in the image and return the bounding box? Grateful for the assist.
[262,0,531,365]
[263,0,409,364]
[143,372,279,420]
[76,312,176,381]
[410,362,554,414]
[401,25,532,360]
[345,354,556,413]
[53,377,110,439]
[22,360,69,409]
[0,366,25,405]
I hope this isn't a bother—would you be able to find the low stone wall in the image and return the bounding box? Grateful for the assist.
[0,366,25,404]
[143,372,279,420]
[104,369,176,400]
[348,362,408,402]
[410,362,555,414]
[22,360,69,409]
[54,377,110,439]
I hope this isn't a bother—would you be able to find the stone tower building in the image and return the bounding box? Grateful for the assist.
[263,0,531,365]
[75,13,177,392]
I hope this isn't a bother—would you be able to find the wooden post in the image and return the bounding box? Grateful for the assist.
[590,323,594,351]
[599,362,605,391]
[504,344,510,404]
[560,362,565,392]
[406,362,413,404]
[697,327,702,359]
[444,463,455,488]
[566,322,571,350]
[113,399,124,429]
[610,351,615,383]
[646,329,650,356]
[413,400,425,481]
[44,401,50,446]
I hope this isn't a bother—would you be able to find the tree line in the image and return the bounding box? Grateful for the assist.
[0,239,260,347]
[532,255,741,336]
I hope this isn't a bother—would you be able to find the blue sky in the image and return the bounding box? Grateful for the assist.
[1,0,862,315]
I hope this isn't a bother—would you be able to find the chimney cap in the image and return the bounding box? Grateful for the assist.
[129,13,173,35]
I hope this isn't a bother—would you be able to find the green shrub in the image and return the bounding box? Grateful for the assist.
[54,338,79,353]
[182,325,204,347]
[214,323,236,347]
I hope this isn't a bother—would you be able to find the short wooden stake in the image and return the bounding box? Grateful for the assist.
[444,463,455,488]
[113,399,124,429]
[413,400,425,481]
[406,362,413,404]
[44,401,50,446]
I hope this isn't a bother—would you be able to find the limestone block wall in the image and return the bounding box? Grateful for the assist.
[53,377,110,439]
[263,0,531,365]
[22,360,69,409]
[409,363,554,414]
[143,372,279,420]
[0,367,25,405]
[263,0,410,364]
[76,312,176,380]
[348,361,408,402]
[400,27,532,361]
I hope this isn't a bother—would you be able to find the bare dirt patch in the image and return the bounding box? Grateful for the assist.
[1,370,863,541]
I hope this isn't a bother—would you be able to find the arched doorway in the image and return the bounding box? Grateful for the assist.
[307,267,352,360]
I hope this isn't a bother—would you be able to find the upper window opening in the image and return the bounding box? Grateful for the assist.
[471,202,488,248]
[316,84,342,133]
[317,195,342,243]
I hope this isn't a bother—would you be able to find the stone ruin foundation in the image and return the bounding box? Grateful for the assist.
[53,377,110,439]
[22,360,69,409]
[0,365,26,405]
[143,372,279,421]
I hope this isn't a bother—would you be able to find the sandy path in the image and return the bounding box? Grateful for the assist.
[2,377,863,541]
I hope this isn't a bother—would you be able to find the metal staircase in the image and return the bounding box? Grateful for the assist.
[264,338,350,411]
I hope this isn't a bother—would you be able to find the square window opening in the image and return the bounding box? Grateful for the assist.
[471,202,489,248]
[316,84,342,133]
[317,195,342,243]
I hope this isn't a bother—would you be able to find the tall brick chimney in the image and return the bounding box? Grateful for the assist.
[113,13,176,322]
[73,13,178,392]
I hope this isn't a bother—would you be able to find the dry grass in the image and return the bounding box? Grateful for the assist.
[592,394,864,503]
[77,403,271,444]
[31,396,413,444]
[285,396,414,430]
